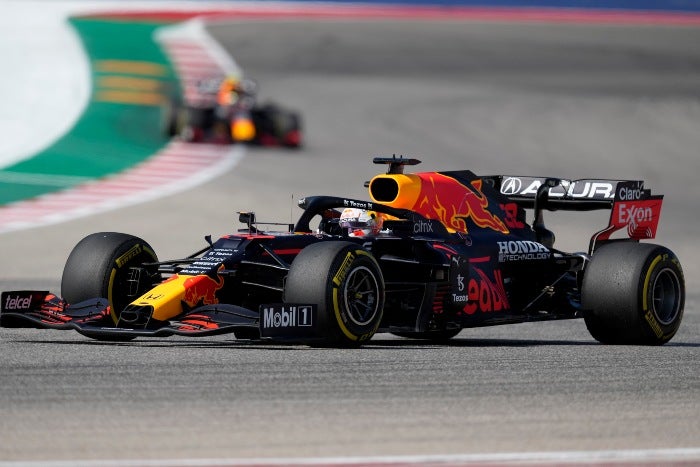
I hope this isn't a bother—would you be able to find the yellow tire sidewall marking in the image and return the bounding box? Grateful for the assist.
[108,268,118,325]
[642,254,666,339]
[642,254,664,312]
[330,249,381,343]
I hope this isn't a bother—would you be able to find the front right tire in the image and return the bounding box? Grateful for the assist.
[284,241,385,346]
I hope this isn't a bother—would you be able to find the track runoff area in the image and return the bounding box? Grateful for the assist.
[1,1,699,466]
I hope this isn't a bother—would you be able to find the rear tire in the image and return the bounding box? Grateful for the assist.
[582,242,684,345]
[285,241,384,346]
[61,232,159,326]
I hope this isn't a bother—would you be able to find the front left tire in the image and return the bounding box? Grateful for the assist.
[61,232,159,326]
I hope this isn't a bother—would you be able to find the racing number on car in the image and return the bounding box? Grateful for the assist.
[500,203,525,230]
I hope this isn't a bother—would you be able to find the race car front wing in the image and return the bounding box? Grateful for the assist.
[1,291,322,341]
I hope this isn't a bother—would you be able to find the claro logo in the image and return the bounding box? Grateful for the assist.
[618,185,644,201]
[4,294,32,310]
[616,181,646,202]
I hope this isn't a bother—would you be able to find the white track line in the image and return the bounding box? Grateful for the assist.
[0,142,243,233]
[2,448,700,467]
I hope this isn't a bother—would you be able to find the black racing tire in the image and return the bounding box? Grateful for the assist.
[582,242,684,345]
[178,107,215,142]
[392,329,461,342]
[284,112,303,148]
[172,106,190,138]
[285,241,384,346]
[160,98,181,137]
[185,106,214,128]
[61,232,159,327]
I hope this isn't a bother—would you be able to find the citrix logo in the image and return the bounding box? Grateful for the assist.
[414,220,434,234]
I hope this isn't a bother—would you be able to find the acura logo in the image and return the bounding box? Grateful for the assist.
[501,177,522,195]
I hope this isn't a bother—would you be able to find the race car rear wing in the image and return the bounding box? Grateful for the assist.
[482,175,664,250]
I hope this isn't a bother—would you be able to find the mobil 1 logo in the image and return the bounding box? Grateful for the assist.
[259,304,317,338]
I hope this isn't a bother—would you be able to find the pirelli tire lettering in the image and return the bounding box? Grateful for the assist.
[115,244,142,268]
[582,242,684,345]
[641,254,684,337]
[284,241,385,346]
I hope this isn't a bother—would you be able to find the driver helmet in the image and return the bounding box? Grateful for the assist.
[339,208,383,237]
[218,76,257,108]
[217,76,240,106]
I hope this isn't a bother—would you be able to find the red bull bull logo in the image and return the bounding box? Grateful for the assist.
[182,268,225,308]
[130,271,225,322]
[415,173,509,234]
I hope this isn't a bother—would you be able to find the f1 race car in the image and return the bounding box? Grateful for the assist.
[163,77,302,148]
[1,157,685,346]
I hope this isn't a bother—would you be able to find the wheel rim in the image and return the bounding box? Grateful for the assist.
[342,266,380,326]
[652,268,682,325]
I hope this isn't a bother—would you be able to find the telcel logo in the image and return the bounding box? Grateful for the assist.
[4,294,32,310]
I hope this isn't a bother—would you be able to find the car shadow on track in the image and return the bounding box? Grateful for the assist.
[14,335,700,349]
[369,337,599,347]
[371,338,700,348]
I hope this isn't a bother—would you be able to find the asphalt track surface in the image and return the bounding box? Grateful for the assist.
[1,17,700,464]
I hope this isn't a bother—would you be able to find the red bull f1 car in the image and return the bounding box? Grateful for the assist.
[1,157,685,346]
[163,77,302,148]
